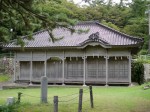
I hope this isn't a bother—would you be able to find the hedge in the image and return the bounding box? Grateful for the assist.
[131,61,144,85]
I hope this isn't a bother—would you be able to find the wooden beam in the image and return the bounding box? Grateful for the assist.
[62,51,65,85]
[84,57,86,86]
[97,57,98,79]
[18,61,20,80]
[105,56,109,86]
[29,51,33,85]
[13,52,16,82]
[83,55,86,86]
[128,55,131,85]
[44,51,47,77]
[62,58,65,85]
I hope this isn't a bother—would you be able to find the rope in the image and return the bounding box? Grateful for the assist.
[83,89,89,93]
[58,87,89,99]
[59,95,78,102]
[58,92,79,99]
[22,93,41,98]
[93,89,150,96]
[47,96,53,100]
[0,97,10,99]
[83,99,90,103]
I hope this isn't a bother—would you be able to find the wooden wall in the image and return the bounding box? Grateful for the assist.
[86,56,106,82]
[65,57,83,81]
[16,45,131,84]
[20,61,30,80]
[108,57,129,82]
[32,61,44,80]
[47,58,62,82]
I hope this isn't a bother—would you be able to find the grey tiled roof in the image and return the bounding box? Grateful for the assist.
[6,21,143,48]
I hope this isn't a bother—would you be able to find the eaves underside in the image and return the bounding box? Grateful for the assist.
[3,44,142,51]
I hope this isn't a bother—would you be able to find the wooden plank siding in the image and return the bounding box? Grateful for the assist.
[20,61,30,80]
[32,61,44,80]
[15,47,131,84]
[108,57,129,83]
[65,57,83,82]
[46,58,62,82]
[86,56,106,83]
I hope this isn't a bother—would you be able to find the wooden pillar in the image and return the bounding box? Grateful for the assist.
[128,55,132,85]
[30,61,33,84]
[13,52,16,82]
[44,60,47,77]
[44,51,47,77]
[96,56,98,79]
[78,89,83,112]
[83,57,86,86]
[62,51,65,85]
[105,56,109,86]
[29,52,33,85]
[18,61,20,80]
[62,58,65,85]
[54,96,58,112]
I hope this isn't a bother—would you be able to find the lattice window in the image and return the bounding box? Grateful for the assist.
[47,59,62,79]
[32,61,44,80]
[65,57,83,79]
[87,57,106,79]
[108,57,129,80]
[98,59,106,78]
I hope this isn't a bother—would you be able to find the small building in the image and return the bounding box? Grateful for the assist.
[4,21,143,85]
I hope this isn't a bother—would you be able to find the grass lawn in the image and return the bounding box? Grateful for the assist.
[0,74,10,82]
[0,85,150,112]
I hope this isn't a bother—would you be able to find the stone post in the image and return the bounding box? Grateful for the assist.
[7,97,15,105]
[41,76,48,103]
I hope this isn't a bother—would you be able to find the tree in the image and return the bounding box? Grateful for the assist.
[1,0,149,54]
[0,0,76,46]
[130,0,148,17]
[107,0,112,8]
[83,0,105,6]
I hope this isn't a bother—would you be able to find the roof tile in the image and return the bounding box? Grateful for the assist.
[5,21,143,48]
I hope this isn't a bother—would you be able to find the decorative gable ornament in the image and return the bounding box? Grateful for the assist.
[89,32,100,40]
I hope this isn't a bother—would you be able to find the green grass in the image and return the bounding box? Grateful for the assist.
[0,74,10,82]
[0,85,150,112]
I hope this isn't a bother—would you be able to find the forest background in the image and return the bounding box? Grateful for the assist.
[0,0,149,54]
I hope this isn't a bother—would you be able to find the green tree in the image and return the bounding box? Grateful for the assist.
[0,0,76,46]
[130,0,148,17]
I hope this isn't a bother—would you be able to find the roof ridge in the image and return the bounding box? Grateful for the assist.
[77,20,99,25]
[22,29,48,39]
[95,22,143,41]
[77,21,143,42]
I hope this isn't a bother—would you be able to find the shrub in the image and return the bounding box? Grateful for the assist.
[0,104,18,112]
[131,61,144,85]
[138,49,148,55]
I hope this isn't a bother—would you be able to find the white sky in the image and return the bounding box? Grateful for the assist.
[73,0,132,4]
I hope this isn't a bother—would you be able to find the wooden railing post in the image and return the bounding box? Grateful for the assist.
[17,92,22,103]
[54,96,58,112]
[78,89,83,112]
[89,86,94,108]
